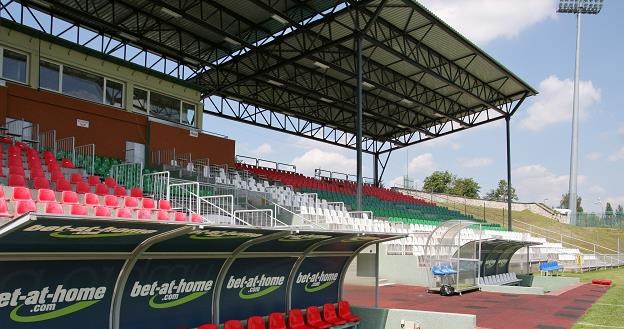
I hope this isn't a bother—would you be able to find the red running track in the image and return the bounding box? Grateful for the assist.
[343,283,609,329]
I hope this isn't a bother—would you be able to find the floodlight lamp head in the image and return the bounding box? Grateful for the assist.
[557,0,604,14]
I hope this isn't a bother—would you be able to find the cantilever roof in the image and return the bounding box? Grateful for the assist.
[10,0,536,154]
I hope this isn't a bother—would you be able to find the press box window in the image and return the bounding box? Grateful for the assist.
[39,60,60,91]
[62,66,104,103]
[181,102,196,127]
[105,79,124,107]
[2,48,28,84]
[150,91,180,123]
[133,88,148,113]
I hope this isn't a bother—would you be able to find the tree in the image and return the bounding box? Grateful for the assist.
[559,193,584,213]
[449,178,480,198]
[423,171,454,193]
[484,179,518,202]
[616,205,624,216]
[605,202,614,216]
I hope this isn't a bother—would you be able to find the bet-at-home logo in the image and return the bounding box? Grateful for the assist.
[1,285,107,323]
[23,225,157,238]
[130,279,213,309]
[226,275,285,300]
[296,271,339,293]
[278,234,332,242]
[188,230,263,240]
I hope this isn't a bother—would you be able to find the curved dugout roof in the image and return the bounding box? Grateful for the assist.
[462,239,541,277]
[7,0,536,154]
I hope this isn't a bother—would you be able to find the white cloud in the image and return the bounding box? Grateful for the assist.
[520,75,601,131]
[418,0,556,44]
[586,152,603,161]
[421,134,461,151]
[408,153,436,177]
[512,164,586,204]
[606,196,624,207]
[608,147,624,162]
[589,185,606,194]
[389,176,405,188]
[291,148,356,176]
[250,143,272,157]
[459,157,493,168]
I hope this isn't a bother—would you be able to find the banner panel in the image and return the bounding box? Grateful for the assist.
[120,259,224,329]
[291,257,348,309]
[148,228,266,252]
[0,260,122,329]
[220,257,296,321]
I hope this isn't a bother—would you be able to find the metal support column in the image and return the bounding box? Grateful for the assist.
[568,12,581,226]
[373,153,380,187]
[375,242,380,307]
[356,34,363,211]
[505,116,512,231]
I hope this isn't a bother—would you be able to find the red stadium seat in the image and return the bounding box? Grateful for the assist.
[8,174,26,187]
[0,136,12,144]
[141,198,155,209]
[15,141,28,150]
[0,199,11,217]
[29,168,45,180]
[158,199,171,211]
[306,306,331,329]
[114,185,127,197]
[12,187,31,201]
[247,316,266,329]
[16,200,36,215]
[94,206,112,217]
[136,209,152,220]
[70,173,83,184]
[33,177,50,189]
[8,157,22,167]
[268,313,287,329]
[50,170,63,182]
[104,195,120,208]
[191,213,203,223]
[61,191,79,204]
[70,204,88,216]
[76,181,90,194]
[174,211,187,222]
[43,150,55,160]
[61,158,74,168]
[0,166,4,177]
[37,188,57,203]
[88,175,101,186]
[288,309,313,329]
[55,179,72,192]
[198,324,217,329]
[123,196,139,208]
[155,210,170,221]
[225,320,243,329]
[322,304,346,325]
[85,193,100,206]
[45,202,64,214]
[115,208,133,219]
[130,187,143,198]
[104,176,117,188]
[337,301,360,323]
[95,183,109,196]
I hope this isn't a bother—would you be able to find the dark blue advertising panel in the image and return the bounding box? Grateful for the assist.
[120,258,223,329]
[0,260,122,329]
[316,235,382,252]
[220,257,296,321]
[148,228,266,252]
[291,257,349,309]
[0,216,173,252]
[247,233,338,253]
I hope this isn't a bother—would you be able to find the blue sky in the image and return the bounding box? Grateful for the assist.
[204,0,624,213]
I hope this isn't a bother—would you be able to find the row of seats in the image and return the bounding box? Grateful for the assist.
[431,264,458,276]
[478,273,521,286]
[539,261,561,274]
[173,302,359,329]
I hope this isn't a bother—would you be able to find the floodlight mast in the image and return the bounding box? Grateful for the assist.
[556,0,603,225]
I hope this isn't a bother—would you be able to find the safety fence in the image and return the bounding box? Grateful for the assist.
[234,209,281,227]
[150,148,176,166]
[111,162,143,188]
[169,181,200,214]
[38,130,56,154]
[198,195,235,225]
[141,171,170,200]
[576,213,624,229]
[74,144,95,175]
[55,136,75,161]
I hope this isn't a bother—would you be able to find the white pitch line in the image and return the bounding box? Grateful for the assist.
[594,303,624,307]
[576,323,624,328]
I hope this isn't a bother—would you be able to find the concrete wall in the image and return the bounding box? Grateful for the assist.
[395,188,566,222]
[378,246,430,285]
[523,275,580,292]
[352,306,476,329]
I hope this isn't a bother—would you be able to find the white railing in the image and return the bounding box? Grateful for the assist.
[233,209,283,227]
[169,182,200,214]
[349,211,374,221]
[198,195,236,225]
[177,152,192,169]
[74,144,95,175]
[39,130,56,153]
[111,162,143,189]
[150,148,176,166]
[55,136,75,161]
[141,171,170,200]
[193,158,210,178]
[273,202,322,229]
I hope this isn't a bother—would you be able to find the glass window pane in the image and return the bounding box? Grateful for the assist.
[181,102,196,126]
[2,49,27,83]
[150,92,180,123]
[62,66,103,103]
[133,88,148,113]
[105,79,123,107]
[39,60,60,91]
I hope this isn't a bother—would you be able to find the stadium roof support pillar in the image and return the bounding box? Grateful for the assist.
[506,116,513,231]
[356,33,363,211]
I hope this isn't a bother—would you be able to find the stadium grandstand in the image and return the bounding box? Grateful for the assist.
[0,1,620,329]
